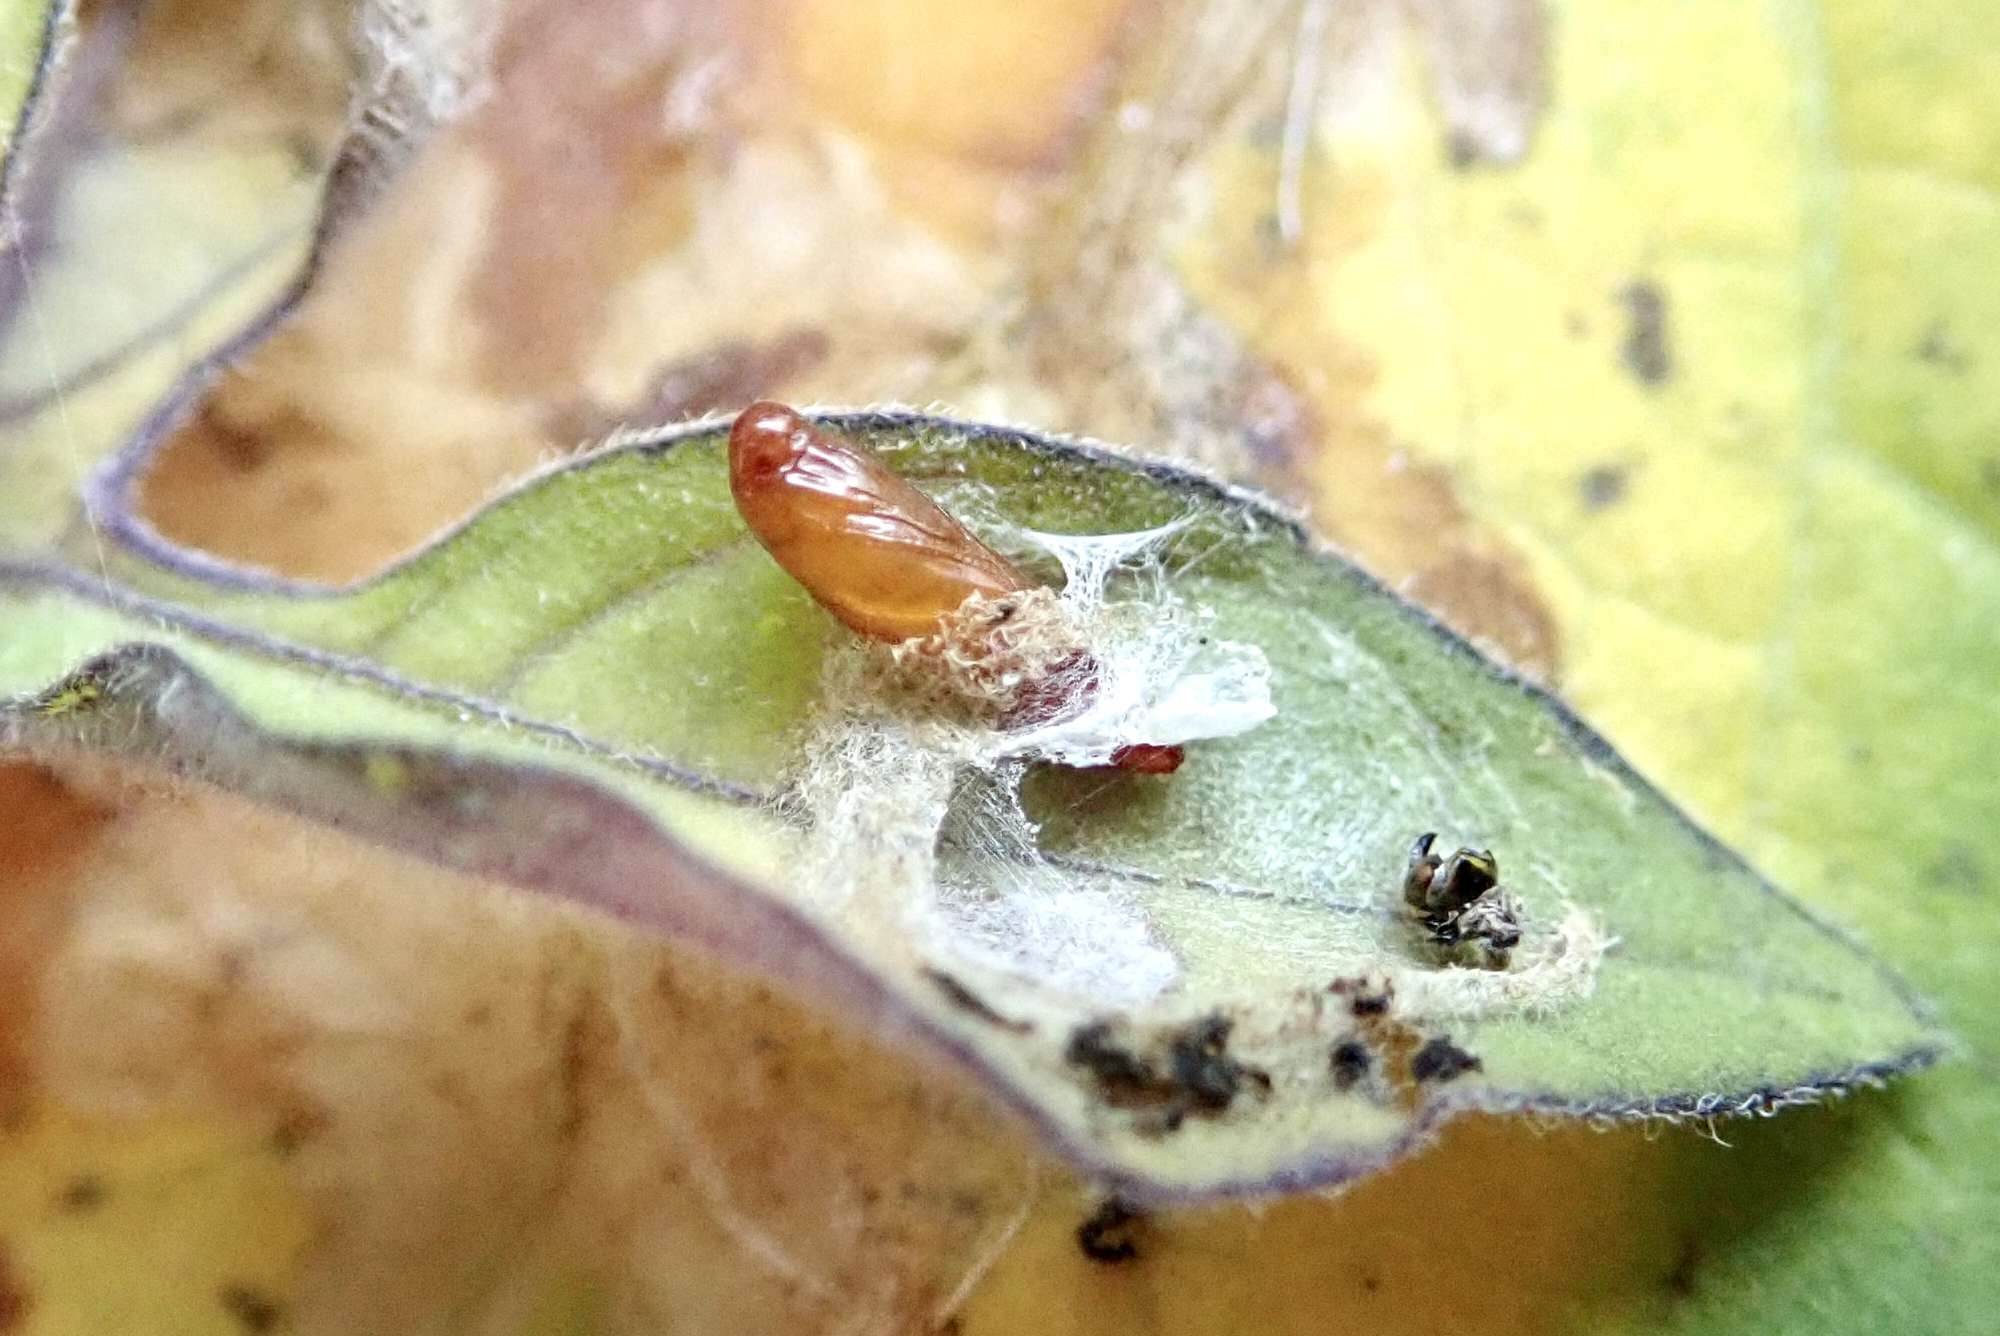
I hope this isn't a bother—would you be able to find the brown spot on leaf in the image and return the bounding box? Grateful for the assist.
[1619,280,1673,386]
[991,5,1556,689]
[1234,358,1322,500]
[0,764,111,881]
[556,990,613,1145]
[197,400,274,472]
[219,1282,282,1333]
[269,1104,329,1159]
[0,1243,29,1331]
[17,768,1037,1330]
[58,1175,107,1212]
[1002,3,1343,486]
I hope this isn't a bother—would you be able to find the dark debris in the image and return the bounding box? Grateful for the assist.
[1618,280,1673,386]
[922,968,1032,1033]
[1410,1036,1482,1085]
[1065,1014,1270,1132]
[1168,1014,1269,1112]
[1330,1038,1372,1091]
[1076,1198,1144,1265]
[1065,1022,1160,1101]
[1579,464,1628,512]
[1328,976,1393,1017]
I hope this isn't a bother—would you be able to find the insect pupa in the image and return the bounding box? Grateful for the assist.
[728,401,1033,642]
[1402,832,1522,969]
[728,402,1185,774]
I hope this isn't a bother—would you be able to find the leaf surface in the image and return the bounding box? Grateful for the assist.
[0,0,1988,1330]
[2,408,1941,1197]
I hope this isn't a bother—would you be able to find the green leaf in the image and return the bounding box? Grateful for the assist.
[1,410,1941,1198]
[0,1,61,165]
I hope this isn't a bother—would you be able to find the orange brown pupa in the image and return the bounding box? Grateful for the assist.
[727,402,1184,774]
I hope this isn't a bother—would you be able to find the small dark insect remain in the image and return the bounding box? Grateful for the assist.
[1618,279,1674,386]
[1065,1021,1159,1100]
[1076,1198,1144,1264]
[1403,831,1496,913]
[1329,975,1393,1017]
[1410,1035,1482,1084]
[1403,832,1522,969]
[1168,1013,1270,1111]
[1330,1037,1372,1090]
[1064,1014,1270,1133]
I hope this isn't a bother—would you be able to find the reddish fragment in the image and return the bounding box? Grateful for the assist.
[1107,744,1185,775]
